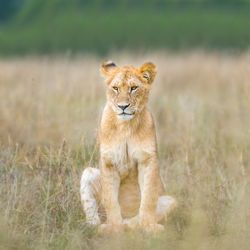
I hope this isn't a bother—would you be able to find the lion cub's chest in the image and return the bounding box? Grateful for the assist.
[101,141,137,179]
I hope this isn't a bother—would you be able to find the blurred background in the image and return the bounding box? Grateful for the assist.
[0,0,250,55]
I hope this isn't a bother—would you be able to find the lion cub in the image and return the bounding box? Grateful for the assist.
[80,61,176,233]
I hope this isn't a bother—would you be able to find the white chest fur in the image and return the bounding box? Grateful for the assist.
[100,139,155,180]
[101,141,136,179]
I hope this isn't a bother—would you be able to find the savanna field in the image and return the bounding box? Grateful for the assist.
[0,52,250,250]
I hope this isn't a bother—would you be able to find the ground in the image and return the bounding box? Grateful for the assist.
[0,52,249,250]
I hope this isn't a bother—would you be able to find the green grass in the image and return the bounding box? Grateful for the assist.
[0,52,250,249]
[0,7,250,55]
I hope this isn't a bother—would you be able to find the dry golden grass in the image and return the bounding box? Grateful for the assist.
[0,52,250,250]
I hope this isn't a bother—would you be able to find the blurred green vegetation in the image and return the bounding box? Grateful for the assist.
[0,0,250,55]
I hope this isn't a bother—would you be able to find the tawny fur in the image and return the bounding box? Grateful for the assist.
[80,61,176,233]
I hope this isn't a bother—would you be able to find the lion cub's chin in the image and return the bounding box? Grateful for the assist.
[117,113,134,121]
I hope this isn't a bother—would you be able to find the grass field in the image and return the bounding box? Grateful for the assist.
[0,52,250,249]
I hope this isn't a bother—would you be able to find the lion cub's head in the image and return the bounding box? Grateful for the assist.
[100,61,157,121]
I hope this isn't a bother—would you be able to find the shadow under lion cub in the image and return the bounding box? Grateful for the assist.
[80,61,176,234]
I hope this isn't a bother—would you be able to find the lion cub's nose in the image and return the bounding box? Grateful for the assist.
[118,103,130,111]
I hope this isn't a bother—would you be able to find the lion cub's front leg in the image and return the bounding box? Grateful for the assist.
[100,158,124,233]
[138,155,164,233]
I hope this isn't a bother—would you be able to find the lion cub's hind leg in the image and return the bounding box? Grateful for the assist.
[156,195,177,222]
[80,167,104,225]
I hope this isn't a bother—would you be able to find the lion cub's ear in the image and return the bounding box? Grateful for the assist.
[100,61,117,78]
[139,62,157,84]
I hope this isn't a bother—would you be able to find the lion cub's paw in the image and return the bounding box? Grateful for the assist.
[124,217,164,233]
[141,223,164,234]
[98,223,125,235]
[123,216,139,230]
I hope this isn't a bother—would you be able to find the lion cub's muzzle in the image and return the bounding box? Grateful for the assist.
[116,102,134,120]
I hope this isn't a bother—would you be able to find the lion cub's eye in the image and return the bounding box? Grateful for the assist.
[112,86,118,91]
[130,86,138,92]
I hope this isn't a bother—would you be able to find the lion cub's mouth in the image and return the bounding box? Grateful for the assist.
[117,112,134,120]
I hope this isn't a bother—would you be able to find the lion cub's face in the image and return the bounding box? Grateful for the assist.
[100,61,157,121]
